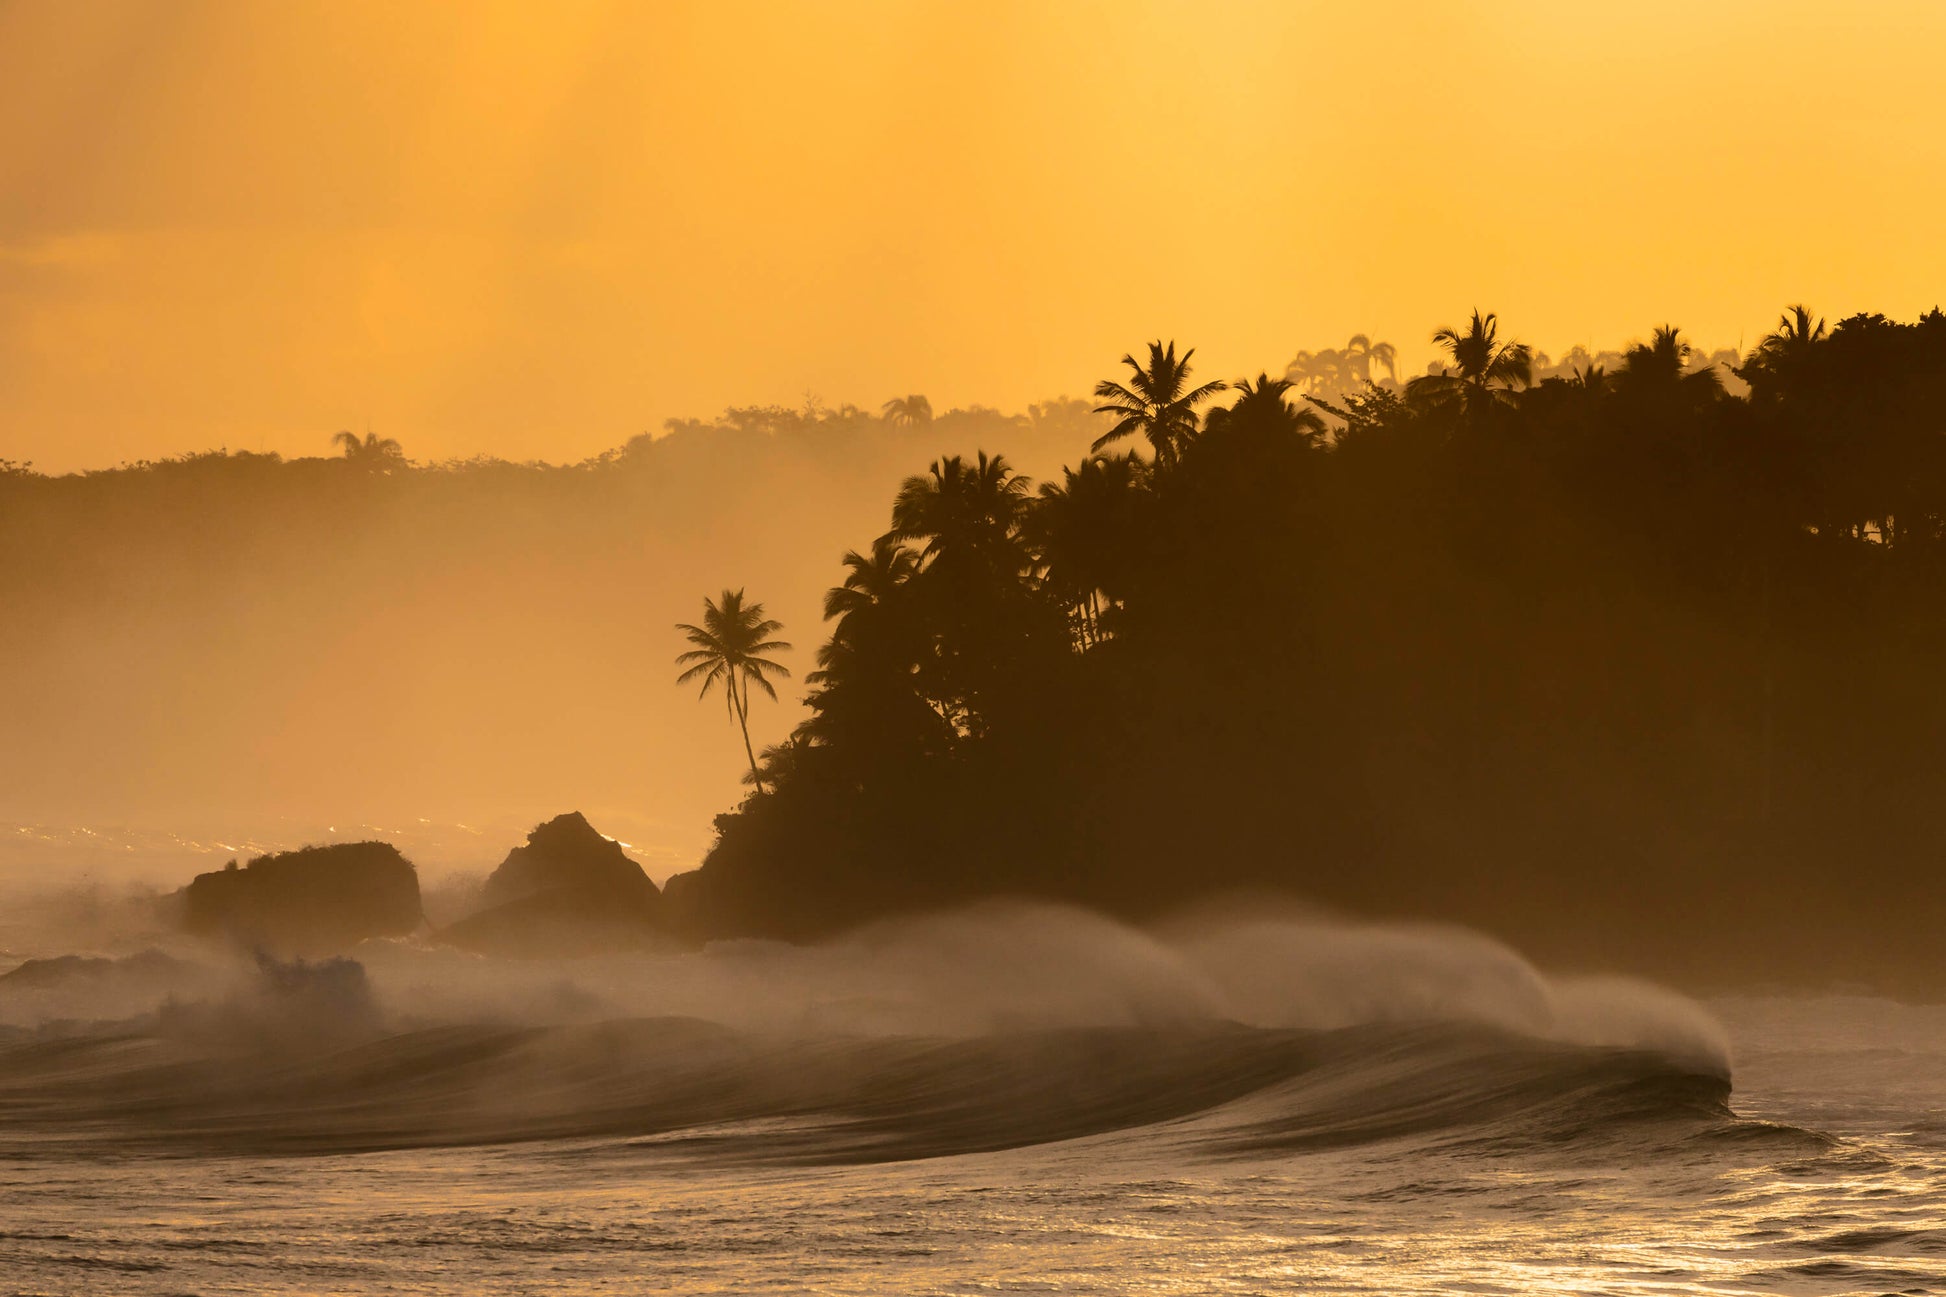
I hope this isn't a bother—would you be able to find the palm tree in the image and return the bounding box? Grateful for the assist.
[1743,305,1827,377]
[1284,348,1350,397]
[1407,310,1533,415]
[742,731,815,790]
[1205,372,1327,444]
[889,451,1032,572]
[1622,325,1690,382]
[1735,305,1829,405]
[332,430,404,467]
[1759,304,1826,360]
[675,589,792,794]
[823,536,921,641]
[1028,453,1148,647]
[1282,349,1318,393]
[1616,324,1724,403]
[1343,335,1399,386]
[1093,341,1227,468]
[881,394,934,426]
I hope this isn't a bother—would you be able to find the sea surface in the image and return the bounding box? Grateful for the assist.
[1,903,1943,1296]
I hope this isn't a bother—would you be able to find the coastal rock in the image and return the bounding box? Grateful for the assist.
[440,813,662,957]
[178,842,423,956]
[479,811,657,910]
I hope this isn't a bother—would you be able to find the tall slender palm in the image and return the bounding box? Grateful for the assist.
[1407,310,1533,415]
[332,430,404,466]
[674,589,791,793]
[741,732,814,790]
[1093,341,1227,468]
[881,394,934,426]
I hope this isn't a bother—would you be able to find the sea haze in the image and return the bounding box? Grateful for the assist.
[2,898,1940,1294]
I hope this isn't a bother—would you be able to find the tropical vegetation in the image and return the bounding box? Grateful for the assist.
[674,305,1946,988]
[675,589,792,793]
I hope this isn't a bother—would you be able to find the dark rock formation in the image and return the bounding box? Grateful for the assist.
[479,812,657,909]
[440,812,662,957]
[178,842,423,956]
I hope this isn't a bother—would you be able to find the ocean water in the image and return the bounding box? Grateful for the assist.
[1,904,1943,1296]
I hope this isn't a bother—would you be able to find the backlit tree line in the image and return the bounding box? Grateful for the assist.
[674,306,1946,984]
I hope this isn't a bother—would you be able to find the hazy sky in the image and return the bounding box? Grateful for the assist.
[4,0,1945,472]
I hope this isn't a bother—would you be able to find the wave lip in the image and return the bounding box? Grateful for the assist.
[0,1015,1748,1164]
[1182,1022,1739,1159]
[0,902,1763,1162]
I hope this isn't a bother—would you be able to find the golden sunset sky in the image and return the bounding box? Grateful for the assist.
[3,0,1943,472]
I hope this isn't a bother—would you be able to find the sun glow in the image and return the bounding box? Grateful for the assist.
[2,0,1944,472]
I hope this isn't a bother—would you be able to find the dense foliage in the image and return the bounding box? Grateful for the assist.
[683,308,1946,987]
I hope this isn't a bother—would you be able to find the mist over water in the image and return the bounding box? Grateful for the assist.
[0,895,1736,1156]
[7,891,1943,1293]
[0,890,1728,1049]
[13,3,1946,1289]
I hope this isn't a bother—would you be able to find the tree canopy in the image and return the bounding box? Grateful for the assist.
[674,305,1946,990]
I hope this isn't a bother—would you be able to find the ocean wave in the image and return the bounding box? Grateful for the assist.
[0,901,1773,1162]
[0,1015,1760,1162]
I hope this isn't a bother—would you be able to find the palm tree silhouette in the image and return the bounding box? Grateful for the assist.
[1029,454,1148,647]
[1093,341,1227,468]
[889,451,1032,572]
[675,589,792,794]
[741,732,814,790]
[881,395,934,426]
[1282,349,1318,393]
[1205,372,1328,443]
[332,430,404,467]
[1407,310,1533,415]
[1343,335,1399,386]
[1747,305,1827,372]
[824,537,921,640]
[1572,363,1609,395]
[1617,325,1724,403]
[1283,348,1349,396]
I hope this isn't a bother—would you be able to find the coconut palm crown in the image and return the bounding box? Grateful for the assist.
[1407,310,1534,416]
[675,589,792,794]
[332,430,404,467]
[1092,340,1228,468]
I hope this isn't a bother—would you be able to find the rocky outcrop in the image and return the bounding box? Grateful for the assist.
[479,812,658,910]
[178,842,423,956]
[440,812,662,957]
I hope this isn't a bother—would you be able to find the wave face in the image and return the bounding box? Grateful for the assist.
[0,902,1766,1162]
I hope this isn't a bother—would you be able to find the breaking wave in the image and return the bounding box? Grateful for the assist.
[0,900,1792,1162]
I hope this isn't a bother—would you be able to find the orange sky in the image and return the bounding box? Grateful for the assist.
[4,0,1945,473]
